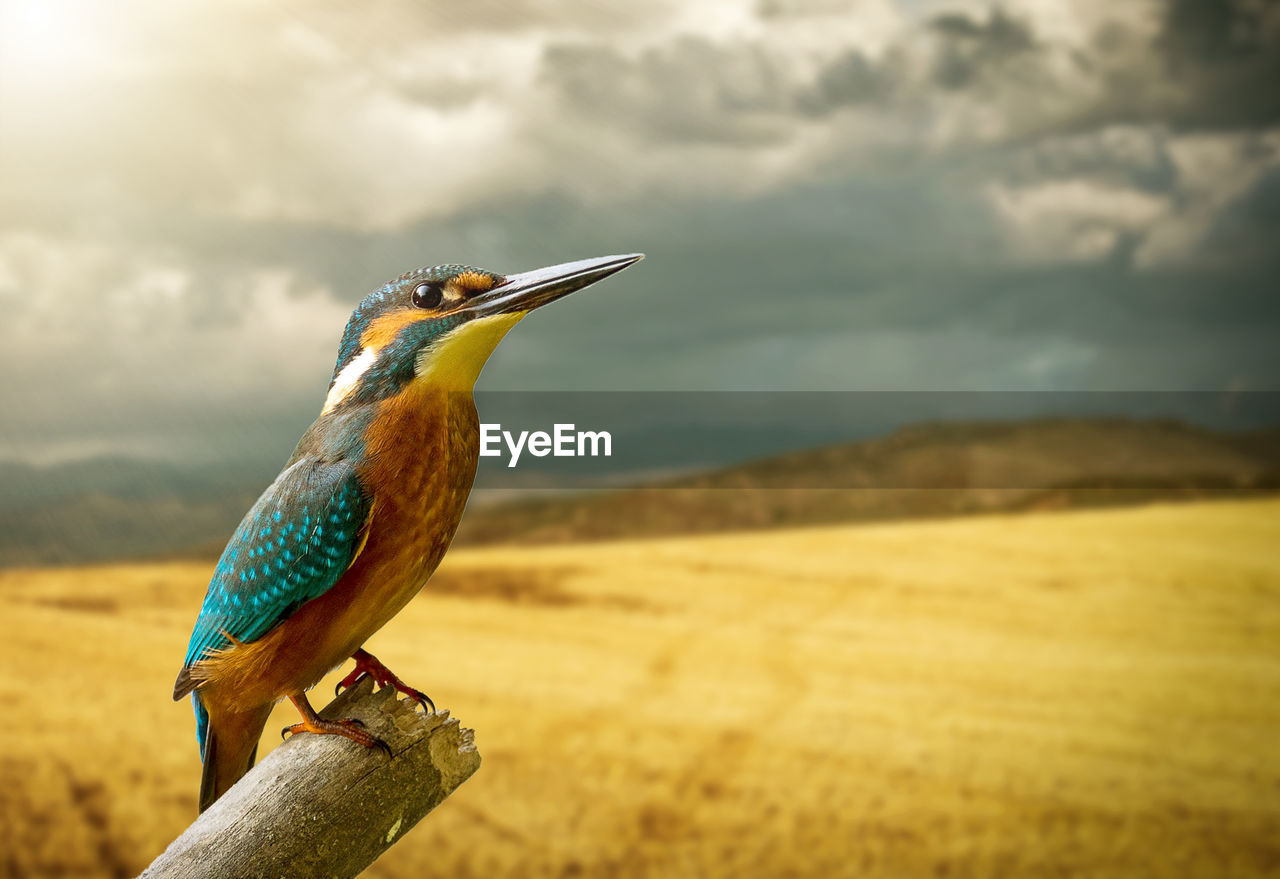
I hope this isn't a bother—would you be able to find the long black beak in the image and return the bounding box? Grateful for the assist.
[462,253,644,317]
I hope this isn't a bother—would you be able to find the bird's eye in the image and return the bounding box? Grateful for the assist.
[412,282,444,309]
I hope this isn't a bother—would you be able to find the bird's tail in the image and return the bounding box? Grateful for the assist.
[195,694,273,813]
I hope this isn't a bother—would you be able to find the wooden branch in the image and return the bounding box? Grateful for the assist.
[139,677,481,879]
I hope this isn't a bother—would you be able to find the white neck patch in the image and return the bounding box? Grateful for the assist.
[322,346,379,414]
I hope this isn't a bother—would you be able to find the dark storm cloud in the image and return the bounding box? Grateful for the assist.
[541,38,795,145]
[998,128,1179,195]
[3,185,1276,467]
[1156,0,1280,130]
[1032,0,1280,138]
[535,0,1278,155]
[12,164,1276,467]
[797,48,897,114]
[542,34,917,140]
[1199,164,1280,268]
[928,8,1037,90]
[179,166,1280,393]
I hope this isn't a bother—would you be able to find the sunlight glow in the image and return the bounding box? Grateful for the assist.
[0,0,111,86]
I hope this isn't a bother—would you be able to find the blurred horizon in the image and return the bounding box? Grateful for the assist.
[4,410,1279,567]
[2,0,1279,470]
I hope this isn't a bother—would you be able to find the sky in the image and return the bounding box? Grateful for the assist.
[1,0,1278,466]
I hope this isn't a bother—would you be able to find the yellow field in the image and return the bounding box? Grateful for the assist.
[1,499,1278,878]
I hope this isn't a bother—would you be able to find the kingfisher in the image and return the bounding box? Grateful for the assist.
[174,253,643,812]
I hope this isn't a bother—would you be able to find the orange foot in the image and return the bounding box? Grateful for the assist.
[280,693,391,756]
[336,648,436,714]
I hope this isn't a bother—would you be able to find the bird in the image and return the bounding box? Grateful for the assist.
[174,253,643,812]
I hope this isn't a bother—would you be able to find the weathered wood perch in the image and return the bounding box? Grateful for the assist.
[139,677,480,879]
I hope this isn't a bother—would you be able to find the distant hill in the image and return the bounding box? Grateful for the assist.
[451,418,1280,546]
[0,458,274,567]
[1,418,1276,567]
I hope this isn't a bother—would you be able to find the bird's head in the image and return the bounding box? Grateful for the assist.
[322,253,642,413]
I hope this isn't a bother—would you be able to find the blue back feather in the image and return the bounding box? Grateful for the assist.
[193,693,210,752]
[181,456,371,675]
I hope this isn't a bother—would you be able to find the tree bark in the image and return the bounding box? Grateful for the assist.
[139,677,481,879]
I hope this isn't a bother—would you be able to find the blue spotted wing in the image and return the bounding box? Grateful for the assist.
[179,456,370,679]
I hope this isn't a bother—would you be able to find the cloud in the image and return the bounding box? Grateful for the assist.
[0,231,348,460]
[986,178,1168,263]
[542,37,802,146]
[1155,0,1280,130]
[928,7,1037,90]
[1134,128,1280,267]
[797,48,897,114]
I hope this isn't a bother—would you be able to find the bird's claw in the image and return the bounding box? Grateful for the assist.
[338,650,435,714]
[394,687,436,714]
[335,670,370,697]
[280,716,389,756]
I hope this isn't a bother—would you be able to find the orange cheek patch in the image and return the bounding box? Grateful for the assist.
[360,308,435,350]
[449,271,500,295]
